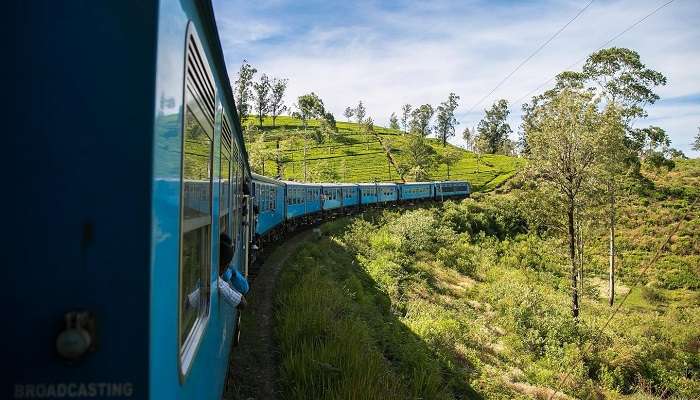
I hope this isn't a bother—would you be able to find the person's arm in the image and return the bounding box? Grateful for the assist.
[218,278,243,308]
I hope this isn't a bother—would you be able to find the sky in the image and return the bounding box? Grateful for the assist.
[212,0,700,156]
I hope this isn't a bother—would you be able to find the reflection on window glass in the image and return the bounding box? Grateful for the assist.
[220,140,231,234]
[180,106,212,349]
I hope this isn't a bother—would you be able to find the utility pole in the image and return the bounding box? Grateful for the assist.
[275,139,281,179]
[303,142,308,182]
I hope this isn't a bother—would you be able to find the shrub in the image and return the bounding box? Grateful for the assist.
[436,233,478,276]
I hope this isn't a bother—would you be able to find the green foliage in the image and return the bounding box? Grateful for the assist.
[389,112,399,130]
[435,93,460,146]
[410,104,435,136]
[253,73,271,127]
[292,92,326,129]
[234,59,257,121]
[269,76,288,127]
[244,115,524,186]
[275,159,700,400]
[476,99,512,154]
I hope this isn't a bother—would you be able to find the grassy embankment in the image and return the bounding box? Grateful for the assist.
[274,159,699,399]
[244,116,524,191]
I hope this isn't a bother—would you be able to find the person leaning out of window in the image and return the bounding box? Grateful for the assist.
[186,233,249,309]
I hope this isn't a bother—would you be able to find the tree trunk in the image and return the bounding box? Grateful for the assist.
[577,220,584,307]
[568,202,579,319]
[608,186,616,306]
[303,144,307,182]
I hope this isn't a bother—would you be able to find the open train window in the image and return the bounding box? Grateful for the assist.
[179,25,215,379]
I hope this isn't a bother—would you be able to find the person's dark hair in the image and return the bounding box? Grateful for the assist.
[220,233,234,273]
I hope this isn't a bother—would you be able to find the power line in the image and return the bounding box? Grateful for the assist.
[465,0,596,115]
[514,0,676,105]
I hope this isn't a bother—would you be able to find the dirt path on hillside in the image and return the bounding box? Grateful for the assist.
[223,231,312,400]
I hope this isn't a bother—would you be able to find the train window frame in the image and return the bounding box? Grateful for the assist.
[177,24,216,381]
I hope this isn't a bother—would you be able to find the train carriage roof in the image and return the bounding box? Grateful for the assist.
[251,173,286,186]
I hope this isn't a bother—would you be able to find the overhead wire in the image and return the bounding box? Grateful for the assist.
[514,0,677,105]
[465,0,596,115]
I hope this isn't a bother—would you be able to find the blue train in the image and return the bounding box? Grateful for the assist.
[8,1,469,399]
[250,178,470,243]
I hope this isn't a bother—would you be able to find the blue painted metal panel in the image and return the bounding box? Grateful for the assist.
[435,181,471,197]
[358,183,379,204]
[377,184,398,203]
[305,185,322,215]
[9,1,158,397]
[400,183,434,200]
[148,1,247,399]
[253,177,285,235]
[285,183,316,219]
[321,185,343,210]
[341,185,360,207]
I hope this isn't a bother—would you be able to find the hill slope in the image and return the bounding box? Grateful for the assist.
[244,116,523,191]
[270,159,699,399]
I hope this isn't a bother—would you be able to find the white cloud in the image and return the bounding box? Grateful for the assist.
[214,0,700,156]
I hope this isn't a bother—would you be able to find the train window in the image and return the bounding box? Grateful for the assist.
[220,115,231,235]
[228,121,240,248]
[179,25,215,377]
[271,187,275,210]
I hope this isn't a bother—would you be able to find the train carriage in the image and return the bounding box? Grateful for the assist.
[435,180,471,198]
[399,182,434,201]
[252,173,286,236]
[341,184,360,208]
[358,183,379,204]
[321,183,347,211]
[284,181,322,220]
[377,183,399,203]
[11,1,255,398]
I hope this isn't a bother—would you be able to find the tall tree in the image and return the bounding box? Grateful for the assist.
[400,134,436,181]
[234,60,257,122]
[269,77,288,127]
[435,93,460,146]
[253,73,271,127]
[526,89,624,319]
[401,104,412,133]
[563,48,667,305]
[343,107,354,122]
[389,113,400,130]
[440,147,462,179]
[694,127,700,151]
[476,99,512,154]
[410,104,434,137]
[462,127,474,151]
[355,101,366,125]
[319,112,338,144]
[292,92,325,132]
[247,131,274,175]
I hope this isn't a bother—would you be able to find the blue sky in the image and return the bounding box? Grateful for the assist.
[213,0,700,156]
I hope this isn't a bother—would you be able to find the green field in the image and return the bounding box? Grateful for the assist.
[244,116,524,191]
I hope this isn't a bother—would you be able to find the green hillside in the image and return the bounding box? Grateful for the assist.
[243,116,524,191]
[270,159,700,399]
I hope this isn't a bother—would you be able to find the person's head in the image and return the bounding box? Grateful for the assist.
[220,233,234,274]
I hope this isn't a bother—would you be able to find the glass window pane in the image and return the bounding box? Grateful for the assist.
[180,105,212,348]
